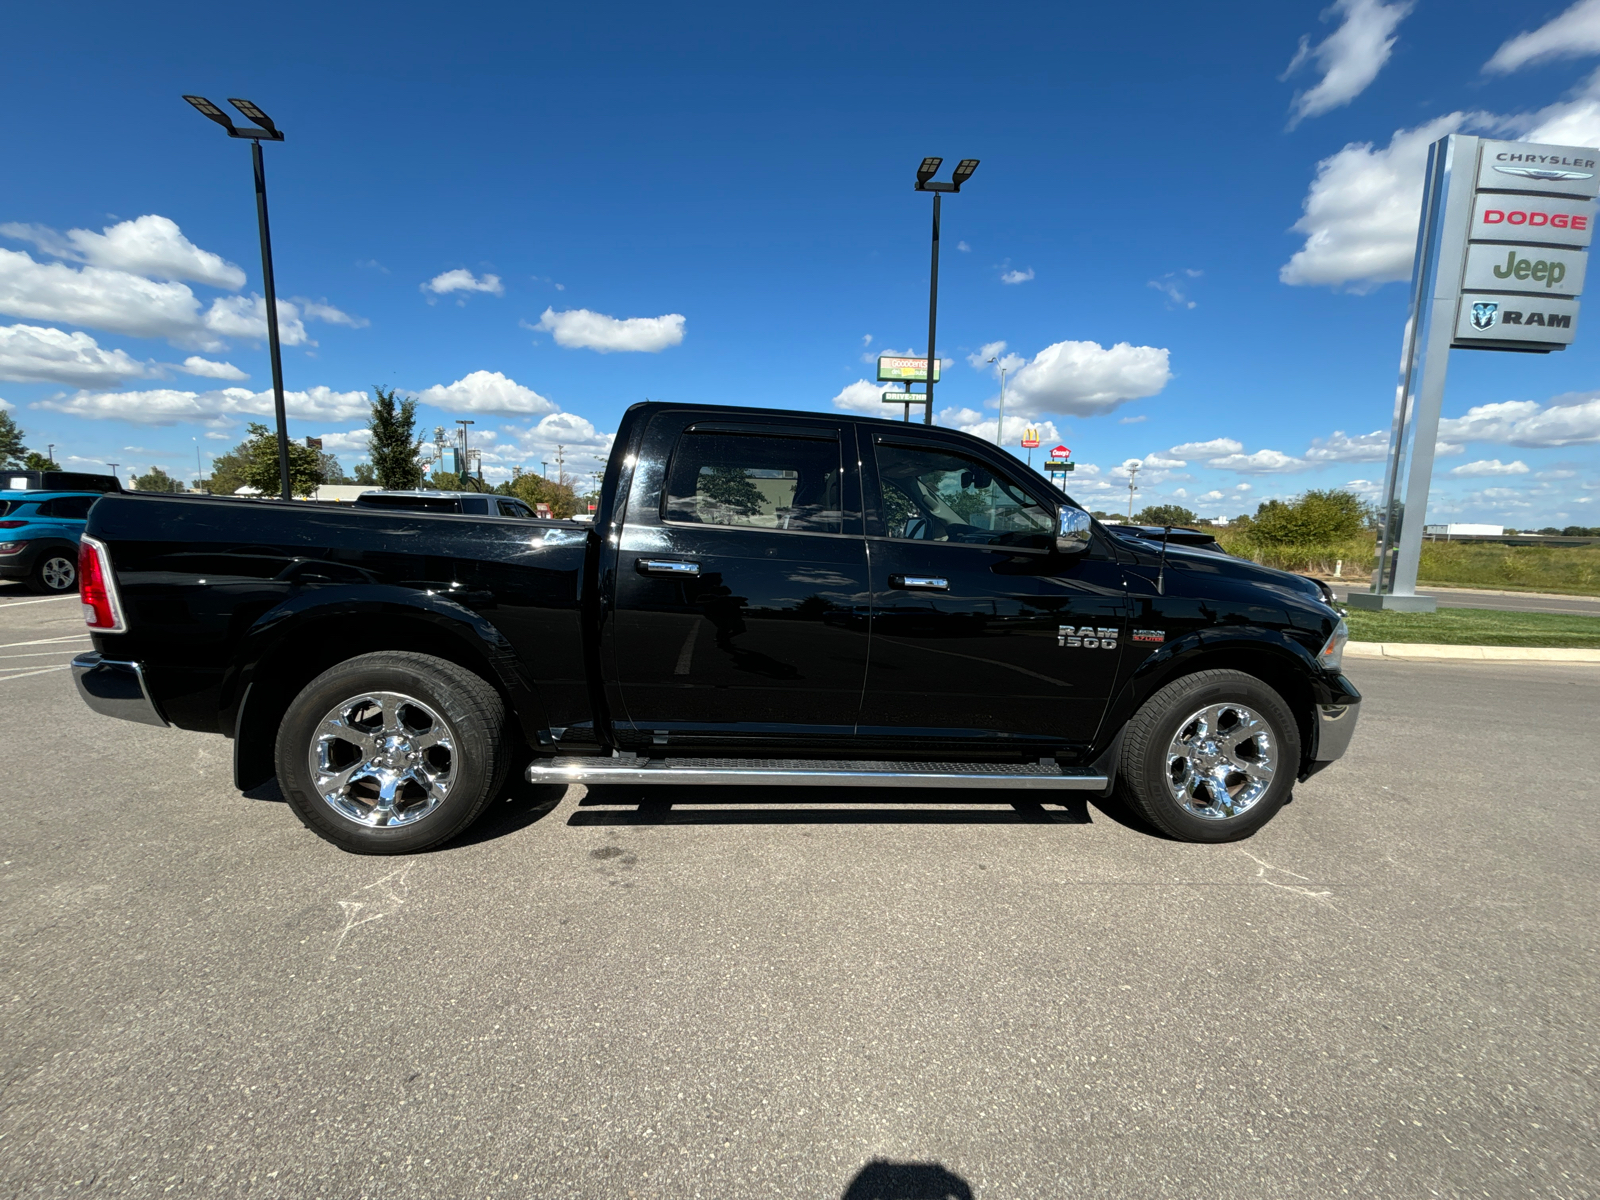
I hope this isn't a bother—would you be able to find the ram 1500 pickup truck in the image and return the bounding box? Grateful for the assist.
[71,401,1360,853]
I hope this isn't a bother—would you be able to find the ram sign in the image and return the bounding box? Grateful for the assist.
[1451,139,1598,352]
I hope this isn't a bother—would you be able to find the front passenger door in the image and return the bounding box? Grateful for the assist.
[860,434,1127,760]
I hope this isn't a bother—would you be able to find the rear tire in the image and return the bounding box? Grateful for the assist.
[30,549,77,594]
[1115,669,1300,843]
[274,651,509,854]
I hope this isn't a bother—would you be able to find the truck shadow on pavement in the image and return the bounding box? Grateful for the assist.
[241,776,568,848]
[840,1159,975,1199]
[568,783,1098,826]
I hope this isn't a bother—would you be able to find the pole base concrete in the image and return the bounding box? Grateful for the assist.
[1345,591,1438,613]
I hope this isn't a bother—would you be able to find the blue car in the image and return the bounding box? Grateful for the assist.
[0,491,100,593]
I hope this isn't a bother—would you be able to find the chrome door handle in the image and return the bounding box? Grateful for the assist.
[637,559,701,577]
[889,575,948,590]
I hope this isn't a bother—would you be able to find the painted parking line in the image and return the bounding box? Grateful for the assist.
[0,635,94,650]
[0,664,70,682]
[0,650,88,660]
[0,595,81,610]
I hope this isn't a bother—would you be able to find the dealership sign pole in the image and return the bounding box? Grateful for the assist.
[1351,135,1597,612]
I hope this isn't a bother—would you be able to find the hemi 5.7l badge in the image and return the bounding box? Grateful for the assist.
[1059,625,1118,649]
[1131,629,1165,643]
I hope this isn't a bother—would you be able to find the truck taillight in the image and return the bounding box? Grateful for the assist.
[79,534,127,632]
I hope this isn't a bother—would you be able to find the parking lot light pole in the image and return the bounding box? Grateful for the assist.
[913,157,979,426]
[182,95,292,501]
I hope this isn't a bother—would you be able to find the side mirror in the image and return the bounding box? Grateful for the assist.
[1056,506,1092,554]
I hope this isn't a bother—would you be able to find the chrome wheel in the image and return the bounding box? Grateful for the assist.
[40,555,76,591]
[309,691,456,828]
[1165,702,1277,820]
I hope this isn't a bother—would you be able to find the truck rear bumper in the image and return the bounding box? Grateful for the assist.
[71,652,169,728]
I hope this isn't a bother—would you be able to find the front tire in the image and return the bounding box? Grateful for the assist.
[31,549,77,594]
[275,652,509,854]
[1115,669,1300,843]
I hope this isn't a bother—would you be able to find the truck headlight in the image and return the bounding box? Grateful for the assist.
[1317,617,1349,673]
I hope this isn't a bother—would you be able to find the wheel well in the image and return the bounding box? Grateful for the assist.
[1138,648,1316,768]
[232,612,521,791]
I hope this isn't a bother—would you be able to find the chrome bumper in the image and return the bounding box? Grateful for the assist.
[1313,702,1359,763]
[71,652,169,728]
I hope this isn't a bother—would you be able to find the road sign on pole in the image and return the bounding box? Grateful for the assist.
[1353,136,1599,613]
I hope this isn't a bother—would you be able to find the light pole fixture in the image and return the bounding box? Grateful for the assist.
[455,420,475,489]
[1126,461,1140,521]
[913,157,979,425]
[986,357,1009,448]
[182,95,293,501]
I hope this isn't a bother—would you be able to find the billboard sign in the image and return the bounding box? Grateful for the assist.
[876,355,941,383]
[1020,427,1040,448]
[1051,445,1070,458]
[1451,138,1598,352]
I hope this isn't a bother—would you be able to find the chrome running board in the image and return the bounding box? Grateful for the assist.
[526,756,1107,791]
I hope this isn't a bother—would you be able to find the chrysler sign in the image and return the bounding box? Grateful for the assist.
[1453,139,1599,352]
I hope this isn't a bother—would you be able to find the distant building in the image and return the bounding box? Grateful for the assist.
[1423,523,1503,538]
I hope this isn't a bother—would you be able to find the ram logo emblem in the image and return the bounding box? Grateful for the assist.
[1059,625,1118,649]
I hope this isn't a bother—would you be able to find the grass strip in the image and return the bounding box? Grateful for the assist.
[1344,606,1600,648]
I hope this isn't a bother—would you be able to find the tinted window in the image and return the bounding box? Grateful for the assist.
[665,432,842,534]
[875,441,1054,548]
[42,496,94,520]
[497,500,537,519]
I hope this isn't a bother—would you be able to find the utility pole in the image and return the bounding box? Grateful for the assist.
[455,420,474,489]
[912,157,979,425]
[1126,461,1140,521]
[555,444,566,488]
[985,357,1009,446]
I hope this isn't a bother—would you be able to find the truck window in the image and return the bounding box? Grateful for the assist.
[664,432,842,534]
[875,440,1054,548]
[496,500,526,518]
[41,495,94,520]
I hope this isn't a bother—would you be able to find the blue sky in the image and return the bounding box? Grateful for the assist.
[2,0,1599,525]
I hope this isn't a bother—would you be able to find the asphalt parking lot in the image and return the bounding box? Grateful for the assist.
[3,586,1597,1199]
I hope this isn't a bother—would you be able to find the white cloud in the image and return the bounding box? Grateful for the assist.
[957,241,971,252]
[1199,490,1225,502]
[1168,437,1244,460]
[2,214,246,289]
[1304,428,1389,462]
[1207,449,1308,474]
[1449,458,1531,477]
[315,429,372,454]
[294,298,367,328]
[1148,272,1199,308]
[1280,114,1468,291]
[504,411,616,465]
[0,323,149,387]
[1282,71,1600,292]
[33,384,368,426]
[534,307,685,353]
[832,379,893,415]
[417,370,557,416]
[1439,394,1600,447]
[939,406,1063,449]
[1000,268,1035,285]
[968,340,1007,369]
[1119,414,1147,424]
[180,356,248,381]
[1486,0,1600,73]
[0,246,214,345]
[1005,339,1171,418]
[201,294,310,347]
[1282,0,1414,128]
[423,269,504,297]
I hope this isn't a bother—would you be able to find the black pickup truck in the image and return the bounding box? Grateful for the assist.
[71,401,1359,852]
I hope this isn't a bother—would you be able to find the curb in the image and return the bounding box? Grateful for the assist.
[1347,641,1600,663]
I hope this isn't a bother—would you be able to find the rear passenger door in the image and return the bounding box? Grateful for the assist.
[607,412,870,751]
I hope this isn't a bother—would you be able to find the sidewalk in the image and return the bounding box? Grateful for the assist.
[1347,641,1600,663]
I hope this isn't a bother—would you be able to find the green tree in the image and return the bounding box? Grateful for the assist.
[317,451,350,485]
[238,423,324,496]
[509,472,580,518]
[132,466,183,492]
[366,386,424,490]
[351,462,378,486]
[23,450,60,471]
[208,445,249,495]
[697,465,766,518]
[0,410,28,466]
[1135,503,1198,527]
[1251,489,1368,544]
